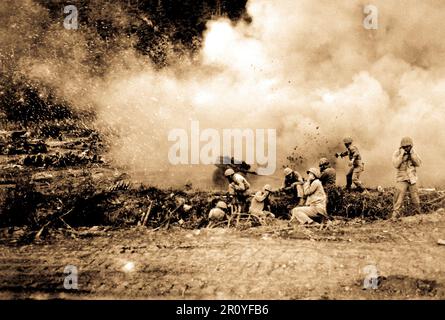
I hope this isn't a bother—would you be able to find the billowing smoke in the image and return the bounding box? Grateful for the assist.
[3,0,445,188]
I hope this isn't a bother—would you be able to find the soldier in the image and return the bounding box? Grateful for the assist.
[390,137,422,219]
[290,168,328,225]
[208,201,228,222]
[319,157,337,215]
[224,168,251,213]
[280,167,305,205]
[249,184,275,218]
[319,158,336,188]
[335,137,365,192]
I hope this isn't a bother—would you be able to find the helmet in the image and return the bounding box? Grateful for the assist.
[263,184,272,192]
[343,137,353,144]
[319,157,330,166]
[307,167,320,179]
[216,201,228,209]
[284,167,293,176]
[400,137,413,147]
[224,168,235,177]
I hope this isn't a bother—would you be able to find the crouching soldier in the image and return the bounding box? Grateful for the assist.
[225,168,251,213]
[249,184,275,218]
[390,137,422,219]
[209,201,228,222]
[291,168,328,225]
[280,167,305,206]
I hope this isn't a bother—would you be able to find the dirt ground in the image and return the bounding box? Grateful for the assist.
[1,211,444,300]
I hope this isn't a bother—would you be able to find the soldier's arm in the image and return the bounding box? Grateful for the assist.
[303,180,319,196]
[230,176,244,191]
[350,146,360,161]
[392,149,404,169]
[233,181,245,191]
[290,181,303,188]
[410,149,422,167]
[244,178,251,190]
[254,191,268,202]
[234,175,250,191]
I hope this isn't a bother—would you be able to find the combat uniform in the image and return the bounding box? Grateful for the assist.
[319,167,336,189]
[391,147,422,217]
[228,173,251,212]
[282,171,304,205]
[249,190,275,218]
[339,145,364,191]
[319,166,337,215]
[291,179,327,224]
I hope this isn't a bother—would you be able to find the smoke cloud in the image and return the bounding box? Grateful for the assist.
[3,0,445,188]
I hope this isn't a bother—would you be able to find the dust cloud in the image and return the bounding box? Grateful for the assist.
[3,0,445,188]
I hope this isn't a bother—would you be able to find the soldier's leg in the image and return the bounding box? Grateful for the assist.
[239,193,251,213]
[346,171,353,191]
[291,206,319,224]
[352,168,364,191]
[408,183,421,214]
[392,181,408,218]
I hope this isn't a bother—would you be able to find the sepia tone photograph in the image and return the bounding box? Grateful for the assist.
[0,0,444,303]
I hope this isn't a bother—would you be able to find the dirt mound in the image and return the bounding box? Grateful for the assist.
[378,276,439,297]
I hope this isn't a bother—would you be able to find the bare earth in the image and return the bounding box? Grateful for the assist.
[0,212,444,300]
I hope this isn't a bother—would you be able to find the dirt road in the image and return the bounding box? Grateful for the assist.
[1,212,444,300]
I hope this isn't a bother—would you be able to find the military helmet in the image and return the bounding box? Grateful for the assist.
[224,168,235,177]
[216,201,228,209]
[307,167,321,179]
[319,157,330,166]
[400,137,413,147]
[263,184,272,192]
[343,137,353,144]
[284,167,293,176]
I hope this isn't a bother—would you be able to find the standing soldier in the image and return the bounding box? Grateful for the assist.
[280,167,305,205]
[224,168,251,213]
[319,158,337,215]
[390,137,422,219]
[335,137,365,192]
[319,158,336,189]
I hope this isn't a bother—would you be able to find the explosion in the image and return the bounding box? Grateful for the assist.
[2,0,445,188]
